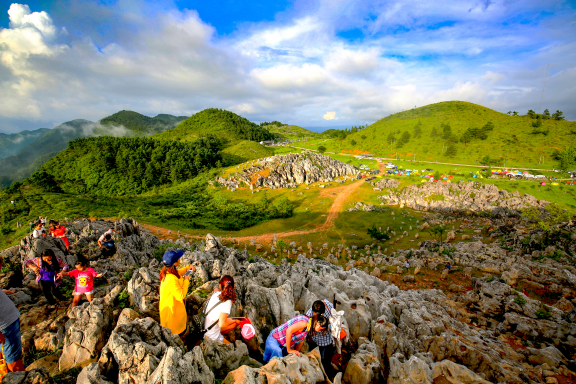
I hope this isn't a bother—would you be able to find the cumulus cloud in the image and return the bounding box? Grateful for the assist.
[0,0,575,133]
[323,111,338,120]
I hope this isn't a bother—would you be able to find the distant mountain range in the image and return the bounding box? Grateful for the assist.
[0,111,187,189]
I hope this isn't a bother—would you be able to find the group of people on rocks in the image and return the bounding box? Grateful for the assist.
[157,249,343,375]
[31,218,70,252]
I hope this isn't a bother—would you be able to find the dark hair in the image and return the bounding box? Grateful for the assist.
[159,266,180,282]
[312,300,326,316]
[40,249,60,273]
[309,314,329,337]
[49,220,57,226]
[75,256,88,268]
[219,275,236,303]
[105,234,111,240]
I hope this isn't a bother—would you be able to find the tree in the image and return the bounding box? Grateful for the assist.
[532,115,542,128]
[367,225,390,242]
[527,109,536,118]
[350,139,357,146]
[317,145,327,154]
[360,134,367,140]
[507,111,512,115]
[397,131,411,148]
[512,111,518,116]
[445,144,457,158]
[552,110,565,120]
[543,109,551,119]
[427,224,446,243]
[413,120,423,138]
[460,130,473,145]
[558,146,576,170]
[441,123,452,139]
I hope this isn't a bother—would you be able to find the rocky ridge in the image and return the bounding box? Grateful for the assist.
[1,216,575,384]
[215,151,359,190]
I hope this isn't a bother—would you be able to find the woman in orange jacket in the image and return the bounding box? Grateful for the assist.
[159,250,195,337]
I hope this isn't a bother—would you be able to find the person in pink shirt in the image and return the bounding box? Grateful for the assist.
[58,257,103,307]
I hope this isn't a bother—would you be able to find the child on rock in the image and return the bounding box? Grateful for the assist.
[58,257,103,307]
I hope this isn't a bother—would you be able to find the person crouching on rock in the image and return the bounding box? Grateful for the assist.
[263,314,328,362]
[25,249,69,309]
[58,256,103,307]
[203,275,241,344]
[306,300,335,370]
[159,250,195,338]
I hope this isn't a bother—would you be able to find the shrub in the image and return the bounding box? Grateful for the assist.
[514,296,526,305]
[486,276,495,282]
[114,290,130,309]
[536,305,552,319]
[124,269,134,281]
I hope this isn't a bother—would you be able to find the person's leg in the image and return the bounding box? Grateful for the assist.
[263,334,284,362]
[39,280,56,305]
[85,293,93,302]
[220,321,238,335]
[319,344,335,378]
[52,285,66,302]
[3,319,24,372]
[72,294,82,307]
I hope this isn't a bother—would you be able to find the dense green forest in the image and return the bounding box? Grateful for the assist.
[155,108,274,142]
[28,135,223,196]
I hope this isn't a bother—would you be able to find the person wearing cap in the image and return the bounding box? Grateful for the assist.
[159,250,195,337]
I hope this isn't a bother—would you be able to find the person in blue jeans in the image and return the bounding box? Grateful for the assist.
[305,300,335,371]
[0,258,24,373]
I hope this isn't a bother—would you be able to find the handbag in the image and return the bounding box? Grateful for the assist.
[189,299,223,343]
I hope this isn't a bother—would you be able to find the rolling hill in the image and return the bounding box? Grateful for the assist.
[154,108,274,143]
[99,110,187,134]
[265,124,319,140]
[220,140,274,165]
[0,128,50,159]
[324,101,576,167]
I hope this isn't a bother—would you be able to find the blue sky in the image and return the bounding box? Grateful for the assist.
[0,0,575,133]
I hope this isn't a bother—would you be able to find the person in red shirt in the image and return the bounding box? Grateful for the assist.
[49,220,69,250]
[58,257,103,307]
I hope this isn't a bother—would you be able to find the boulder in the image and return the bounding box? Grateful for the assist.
[1,368,53,384]
[388,355,432,384]
[343,339,383,384]
[431,360,493,384]
[526,346,568,367]
[127,267,161,319]
[59,287,122,371]
[200,338,261,379]
[146,346,214,384]
[334,294,371,342]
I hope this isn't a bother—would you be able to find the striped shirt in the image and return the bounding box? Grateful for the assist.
[305,299,334,346]
[271,315,309,348]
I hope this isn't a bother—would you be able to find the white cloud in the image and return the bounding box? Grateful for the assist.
[323,111,338,120]
[482,70,506,83]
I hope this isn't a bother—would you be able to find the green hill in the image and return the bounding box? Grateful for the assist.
[155,108,273,143]
[220,140,273,165]
[326,101,576,167]
[99,110,187,134]
[0,113,187,189]
[0,128,49,159]
[265,124,318,140]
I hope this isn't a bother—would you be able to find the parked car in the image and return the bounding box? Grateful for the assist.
[425,168,433,171]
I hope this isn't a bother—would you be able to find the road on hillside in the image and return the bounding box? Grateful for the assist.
[289,145,556,172]
[138,178,367,244]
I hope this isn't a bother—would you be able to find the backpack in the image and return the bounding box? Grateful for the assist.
[188,299,223,345]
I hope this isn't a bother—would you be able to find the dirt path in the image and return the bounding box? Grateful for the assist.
[140,179,365,244]
[233,179,364,243]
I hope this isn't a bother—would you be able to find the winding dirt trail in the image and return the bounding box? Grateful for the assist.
[139,179,365,243]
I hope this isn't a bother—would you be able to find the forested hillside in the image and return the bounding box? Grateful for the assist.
[29,136,223,196]
[155,108,274,142]
[0,128,49,159]
[99,110,187,134]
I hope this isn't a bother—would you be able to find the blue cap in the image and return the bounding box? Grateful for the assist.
[162,250,184,267]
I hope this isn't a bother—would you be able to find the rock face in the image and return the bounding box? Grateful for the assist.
[372,178,399,189]
[216,151,359,189]
[59,287,121,371]
[200,339,261,379]
[222,348,326,384]
[379,181,547,215]
[95,317,184,384]
[0,368,54,384]
[127,267,161,319]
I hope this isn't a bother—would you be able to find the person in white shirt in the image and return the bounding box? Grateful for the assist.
[32,222,46,239]
[97,228,119,248]
[204,275,240,343]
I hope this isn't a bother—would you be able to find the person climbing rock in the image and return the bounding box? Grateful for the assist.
[203,275,241,344]
[58,256,103,307]
[263,314,328,361]
[305,300,335,373]
[159,250,195,338]
[25,249,68,309]
[98,233,116,257]
[32,222,46,239]
[49,220,70,251]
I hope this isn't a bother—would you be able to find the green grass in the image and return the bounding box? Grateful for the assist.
[265,125,319,140]
[220,140,273,164]
[297,101,576,169]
